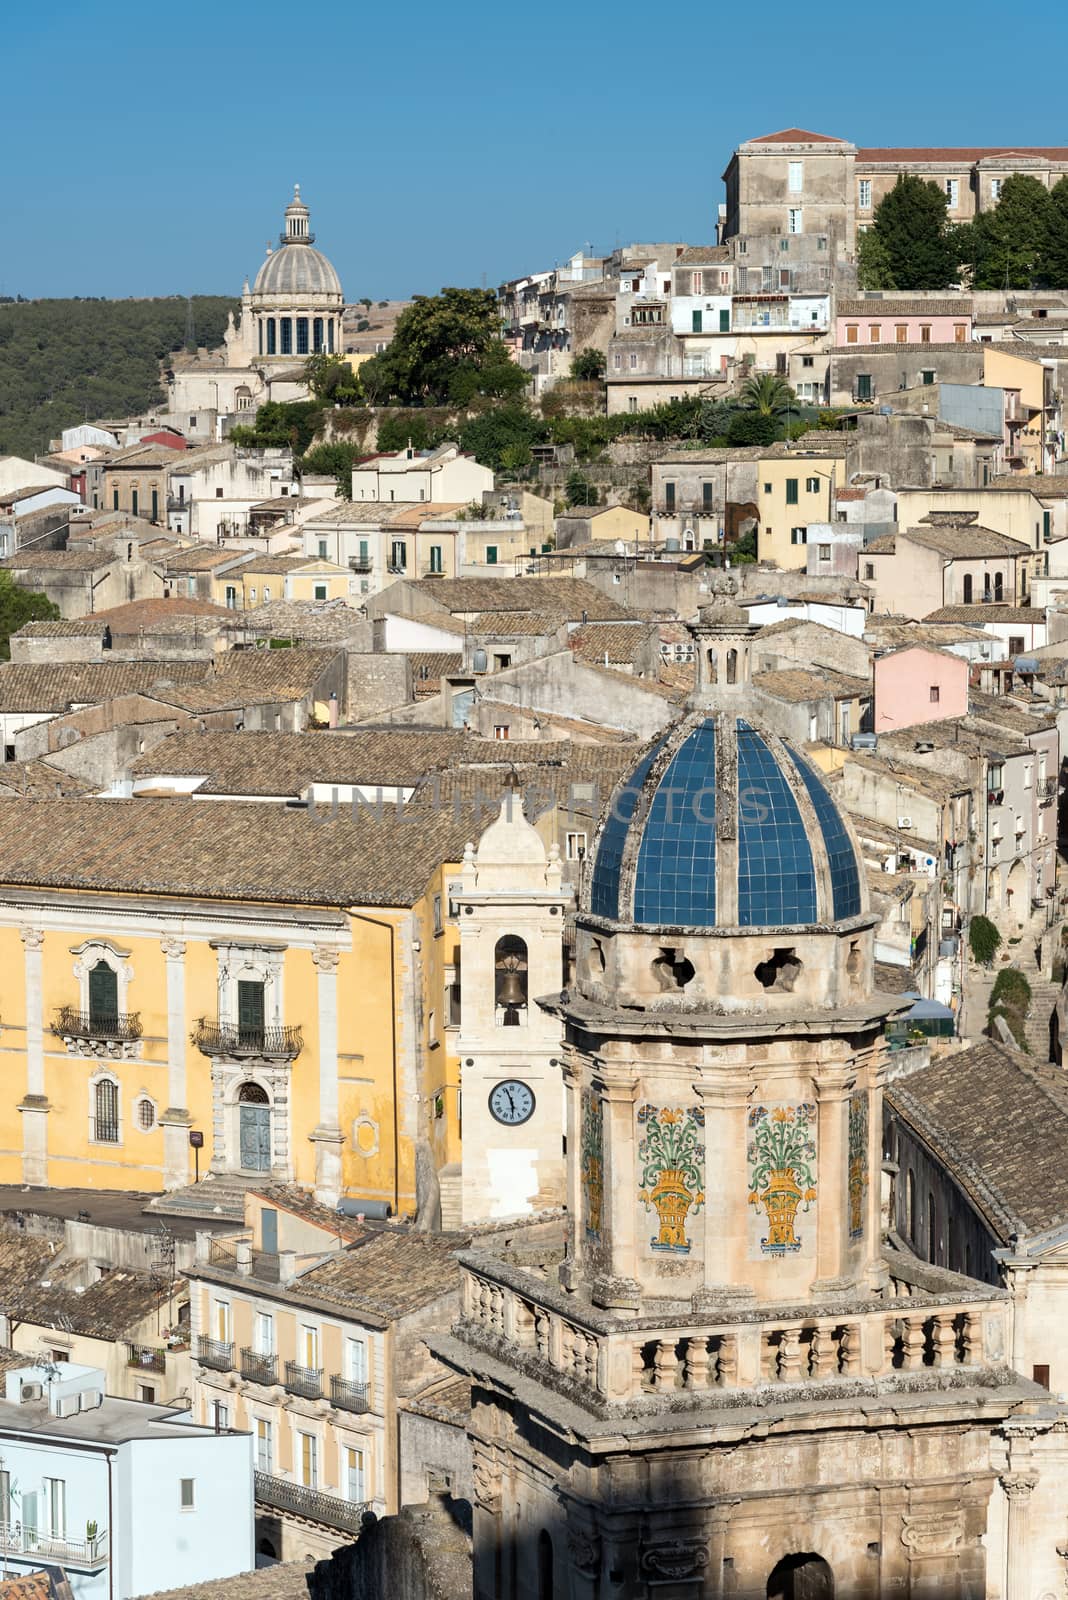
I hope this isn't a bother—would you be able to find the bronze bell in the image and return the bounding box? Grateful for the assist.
[496,969,526,1008]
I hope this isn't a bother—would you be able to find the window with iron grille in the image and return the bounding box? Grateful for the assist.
[94,1079,120,1143]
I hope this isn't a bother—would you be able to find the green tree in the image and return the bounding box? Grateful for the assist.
[565,469,598,507]
[856,228,897,290]
[458,404,547,471]
[570,347,606,381]
[0,571,59,660]
[868,175,960,290]
[365,288,527,406]
[738,373,796,418]
[730,527,757,564]
[968,914,1002,966]
[303,353,362,405]
[1041,177,1068,287]
[299,440,361,494]
[228,400,322,454]
[726,410,780,446]
[958,174,1053,289]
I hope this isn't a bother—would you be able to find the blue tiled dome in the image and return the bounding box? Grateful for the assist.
[586,713,863,930]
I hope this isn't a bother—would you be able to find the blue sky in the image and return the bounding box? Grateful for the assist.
[4,0,1067,301]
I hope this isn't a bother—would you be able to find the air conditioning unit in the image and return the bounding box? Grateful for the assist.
[19,1382,42,1402]
[897,816,913,829]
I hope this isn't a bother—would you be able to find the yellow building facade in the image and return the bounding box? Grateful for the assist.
[0,797,464,1211]
[187,1191,466,1558]
[757,449,848,570]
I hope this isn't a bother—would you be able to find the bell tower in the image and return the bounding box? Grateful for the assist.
[453,791,571,1223]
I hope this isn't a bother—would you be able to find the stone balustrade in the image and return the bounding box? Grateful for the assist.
[461,1263,1005,1405]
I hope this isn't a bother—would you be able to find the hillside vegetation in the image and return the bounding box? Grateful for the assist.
[0,297,236,460]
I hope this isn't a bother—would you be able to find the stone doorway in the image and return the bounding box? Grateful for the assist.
[239,1082,272,1171]
[767,1553,834,1600]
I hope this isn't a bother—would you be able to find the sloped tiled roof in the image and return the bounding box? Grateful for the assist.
[296,1228,471,1321]
[925,605,1045,624]
[749,128,849,144]
[889,1039,1068,1240]
[0,796,471,906]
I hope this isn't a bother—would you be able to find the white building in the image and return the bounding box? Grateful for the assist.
[350,444,493,506]
[0,1362,253,1600]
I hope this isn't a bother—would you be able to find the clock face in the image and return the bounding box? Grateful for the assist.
[488,1079,536,1126]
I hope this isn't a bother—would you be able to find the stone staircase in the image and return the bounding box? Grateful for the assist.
[145,1172,261,1223]
[1025,979,1064,1061]
[437,1163,463,1231]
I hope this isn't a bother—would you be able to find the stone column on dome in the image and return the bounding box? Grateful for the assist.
[813,1054,856,1289]
[591,1060,641,1306]
[695,1067,752,1299]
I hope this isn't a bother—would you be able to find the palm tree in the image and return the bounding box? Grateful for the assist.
[739,373,797,418]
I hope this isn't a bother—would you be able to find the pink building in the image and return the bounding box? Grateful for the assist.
[873,644,969,733]
[835,298,972,349]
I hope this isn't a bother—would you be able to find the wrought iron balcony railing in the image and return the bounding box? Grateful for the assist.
[191,1019,302,1060]
[196,1335,234,1372]
[127,1343,166,1375]
[330,1375,371,1413]
[284,1360,324,1400]
[52,1007,142,1044]
[254,1473,367,1536]
[241,1348,278,1385]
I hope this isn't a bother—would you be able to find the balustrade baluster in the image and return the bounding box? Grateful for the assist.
[684,1336,710,1390]
[653,1340,679,1391]
[932,1313,956,1368]
[902,1317,926,1370]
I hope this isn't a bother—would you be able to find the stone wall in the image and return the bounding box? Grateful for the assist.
[309,1498,471,1600]
[347,653,411,718]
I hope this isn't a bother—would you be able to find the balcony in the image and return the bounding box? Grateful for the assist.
[191,1020,302,1061]
[127,1343,166,1375]
[241,1347,278,1385]
[348,557,373,573]
[196,1335,234,1372]
[1040,776,1058,805]
[51,1007,143,1059]
[166,495,190,513]
[0,1523,109,1571]
[284,1360,324,1400]
[254,1473,367,1536]
[330,1375,371,1413]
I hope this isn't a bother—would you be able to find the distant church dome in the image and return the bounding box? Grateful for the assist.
[586,710,863,930]
[252,185,343,301]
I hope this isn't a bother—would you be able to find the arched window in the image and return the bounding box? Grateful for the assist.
[94,1079,119,1143]
[906,1167,915,1241]
[137,1097,156,1132]
[537,1531,553,1600]
[258,320,263,356]
[266,319,276,355]
[88,960,118,1031]
[296,317,309,356]
[994,571,1004,601]
[280,318,292,356]
[963,573,973,603]
[313,318,324,353]
[328,321,335,353]
[727,648,738,685]
[706,648,718,685]
[927,1190,937,1263]
[494,936,528,1026]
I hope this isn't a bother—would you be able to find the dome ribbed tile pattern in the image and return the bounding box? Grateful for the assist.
[253,245,342,298]
[585,711,863,931]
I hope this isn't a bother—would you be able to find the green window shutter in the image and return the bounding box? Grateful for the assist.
[112,490,119,511]
[691,310,702,333]
[88,962,118,1025]
[486,546,498,565]
[785,479,799,505]
[238,981,265,1038]
[151,489,159,522]
[719,308,730,332]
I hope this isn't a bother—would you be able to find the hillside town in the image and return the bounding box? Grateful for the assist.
[6,127,1068,1600]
